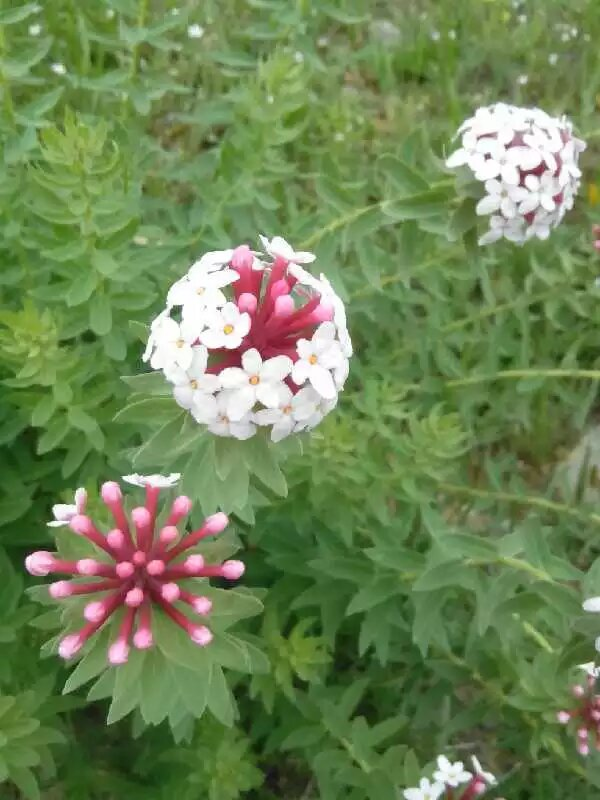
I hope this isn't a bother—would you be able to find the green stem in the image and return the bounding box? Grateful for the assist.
[437,480,600,530]
[446,368,600,388]
[0,25,15,129]
[130,0,149,81]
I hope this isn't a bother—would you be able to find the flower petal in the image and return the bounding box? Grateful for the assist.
[242,348,262,375]
[220,368,248,389]
[227,386,257,421]
[260,355,293,382]
[308,365,336,399]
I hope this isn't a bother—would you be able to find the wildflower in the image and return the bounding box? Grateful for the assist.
[26,476,243,664]
[48,488,87,528]
[50,63,67,76]
[403,778,444,800]
[142,238,351,442]
[517,74,528,86]
[556,664,600,756]
[404,755,495,799]
[433,756,471,788]
[548,53,559,65]
[187,23,205,39]
[446,103,586,245]
[28,23,41,36]
[294,51,305,63]
[430,30,441,42]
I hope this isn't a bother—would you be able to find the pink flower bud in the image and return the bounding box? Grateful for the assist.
[160,526,178,544]
[161,583,181,602]
[108,641,129,665]
[172,495,192,517]
[146,559,165,576]
[101,481,122,504]
[557,711,571,724]
[592,710,600,722]
[77,558,102,576]
[58,634,82,660]
[238,293,258,314]
[49,581,72,599]
[274,295,295,317]
[313,301,334,323]
[125,588,144,607]
[132,551,146,566]
[25,551,55,576]
[133,629,153,650]
[131,506,151,527]
[70,514,92,535]
[578,727,589,739]
[184,554,205,572]
[116,561,134,578]
[472,780,487,796]
[270,279,290,300]
[594,240,600,251]
[204,512,228,535]
[191,596,212,615]
[572,684,586,698]
[190,625,213,646]
[231,244,254,271]
[221,560,245,580]
[107,529,125,549]
[578,741,590,756]
[84,601,106,623]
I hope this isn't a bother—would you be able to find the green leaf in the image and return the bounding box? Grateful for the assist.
[0,3,40,24]
[89,294,113,335]
[92,250,120,277]
[121,372,172,396]
[113,397,180,425]
[66,271,97,307]
[206,665,236,726]
[243,434,287,497]
[169,661,211,718]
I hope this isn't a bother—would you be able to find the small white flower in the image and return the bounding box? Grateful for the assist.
[149,317,202,371]
[548,53,559,66]
[48,488,87,527]
[517,74,528,86]
[295,388,338,431]
[187,23,205,39]
[122,473,180,488]
[51,63,67,76]
[292,322,344,399]
[430,30,441,42]
[167,265,239,314]
[524,210,555,241]
[207,392,256,439]
[259,235,315,264]
[475,179,529,218]
[578,663,600,679]
[583,597,600,613]
[433,755,472,788]
[473,138,541,185]
[478,214,526,246]
[199,302,251,350]
[254,385,320,442]
[294,51,304,63]
[403,777,444,800]
[519,173,560,214]
[164,347,220,411]
[189,250,234,274]
[471,756,496,786]
[28,23,41,36]
[220,348,293,420]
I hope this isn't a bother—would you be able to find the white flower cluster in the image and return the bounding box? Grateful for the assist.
[403,755,495,800]
[142,238,352,442]
[446,103,586,245]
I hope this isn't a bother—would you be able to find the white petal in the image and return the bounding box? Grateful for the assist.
[308,365,336,399]
[296,339,313,360]
[188,347,209,377]
[256,381,283,408]
[220,368,248,389]
[199,329,225,349]
[295,250,316,264]
[583,597,600,613]
[227,386,257,421]
[314,321,336,341]
[173,385,194,409]
[254,408,282,425]
[270,417,294,442]
[260,355,293,382]
[446,148,469,168]
[501,163,520,185]
[474,159,501,181]
[519,195,540,215]
[242,348,262,375]
[74,488,87,512]
[229,419,256,440]
[291,361,311,386]
[191,394,219,423]
[476,195,501,215]
[235,313,251,338]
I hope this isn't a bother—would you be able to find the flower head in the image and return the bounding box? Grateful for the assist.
[26,477,241,665]
[556,665,600,756]
[446,103,586,245]
[433,756,472,788]
[48,488,87,527]
[50,62,67,76]
[187,23,205,39]
[142,237,351,442]
[403,777,444,800]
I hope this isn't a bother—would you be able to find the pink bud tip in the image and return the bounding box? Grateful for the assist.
[70,514,92,535]
[132,506,151,526]
[578,742,590,756]
[271,279,290,300]
[125,587,144,607]
[573,685,586,698]
[184,554,205,572]
[192,596,212,615]
[25,551,55,576]
[313,301,335,323]
[204,512,229,535]
[107,529,125,549]
[49,581,72,599]
[172,495,192,516]
[238,292,258,314]
[190,625,213,646]
[133,629,153,649]
[557,711,571,724]
[146,559,165,576]
[594,241,600,251]
[132,551,146,566]
[101,481,122,504]
[472,781,486,796]
[108,641,129,665]
[84,601,106,622]
[159,526,178,544]
[221,560,245,580]
[578,728,589,739]
[161,582,181,602]
[58,634,82,660]
[77,558,102,576]
[231,244,254,271]
[116,561,134,578]
[274,295,295,316]
[592,710,600,721]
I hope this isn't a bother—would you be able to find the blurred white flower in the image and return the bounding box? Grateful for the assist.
[207,393,256,439]
[48,488,87,527]
[122,474,180,488]
[403,778,444,800]
[51,63,67,76]
[220,349,293,420]
[199,303,251,350]
[433,756,471,788]
[187,23,205,39]
[548,53,559,65]
[292,322,344,400]
[28,23,41,36]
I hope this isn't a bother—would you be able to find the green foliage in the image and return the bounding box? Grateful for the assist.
[1,0,600,797]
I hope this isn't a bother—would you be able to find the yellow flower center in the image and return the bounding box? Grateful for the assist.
[282,404,293,414]
[223,324,234,335]
[308,354,318,365]
[249,375,260,385]
[190,379,198,389]
[219,414,229,423]
[196,287,205,295]
[176,339,185,348]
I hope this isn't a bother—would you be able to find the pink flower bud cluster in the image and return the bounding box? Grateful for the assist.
[556,666,600,756]
[26,475,244,665]
[142,236,352,442]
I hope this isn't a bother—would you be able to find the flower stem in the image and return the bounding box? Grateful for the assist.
[445,368,600,389]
